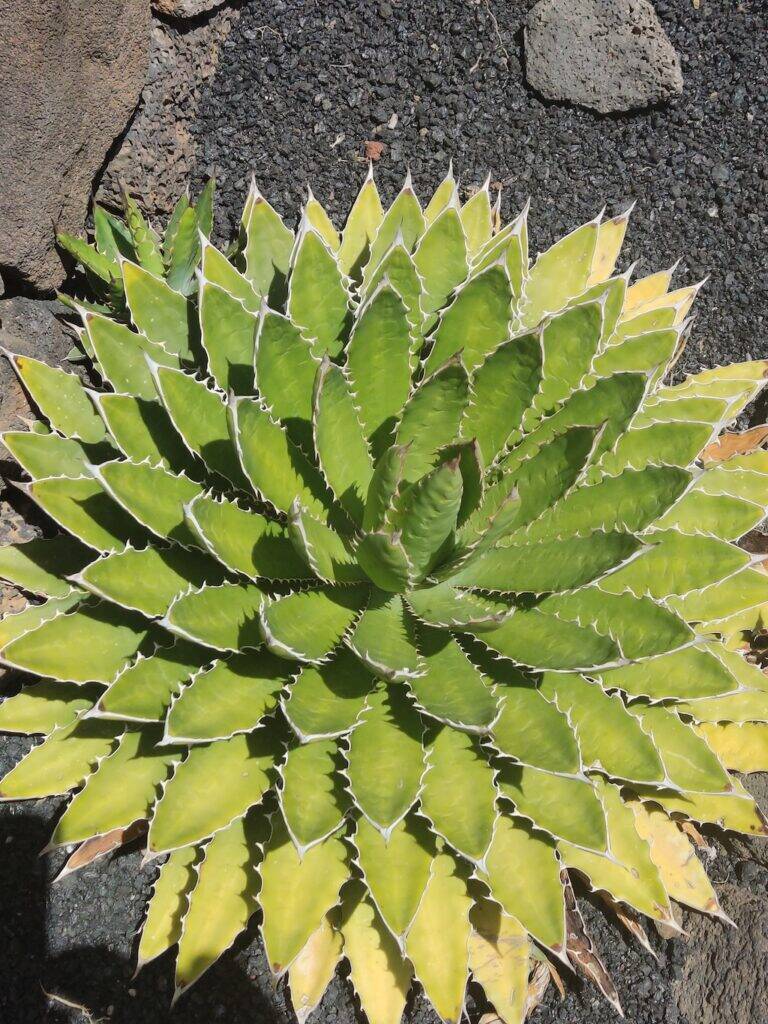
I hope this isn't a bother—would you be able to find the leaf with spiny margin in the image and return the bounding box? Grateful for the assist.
[262,586,365,663]
[472,606,620,671]
[395,358,469,482]
[460,183,493,256]
[347,592,421,680]
[497,764,607,852]
[137,845,199,969]
[653,488,764,541]
[164,206,200,295]
[474,212,528,294]
[363,180,425,286]
[0,535,93,598]
[280,739,350,850]
[289,505,364,584]
[593,327,678,377]
[635,393,728,428]
[288,228,349,358]
[51,725,178,845]
[340,882,412,1024]
[623,267,674,314]
[594,643,739,701]
[677,688,768,725]
[259,815,349,974]
[255,309,318,452]
[166,651,288,741]
[313,360,373,523]
[452,532,641,594]
[0,718,121,799]
[0,592,82,648]
[468,898,529,1024]
[532,302,603,417]
[405,851,472,1024]
[288,913,343,1024]
[164,582,263,652]
[436,440,483,528]
[97,460,202,547]
[613,306,678,345]
[629,801,724,917]
[8,354,107,443]
[519,218,599,329]
[409,627,498,731]
[154,366,249,489]
[57,231,118,284]
[462,331,542,466]
[597,421,713,478]
[77,545,222,617]
[492,682,580,773]
[95,393,197,475]
[2,601,149,683]
[696,463,768,503]
[148,730,281,853]
[669,568,768,627]
[394,458,463,581]
[163,193,190,259]
[424,167,457,224]
[200,237,260,312]
[480,816,565,955]
[199,279,257,395]
[346,286,413,459]
[362,444,408,533]
[122,190,164,275]
[405,582,510,630]
[97,641,210,722]
[93,204,134,263]
[588,211,629,286]
[629,705,731,793]
[233,397,330,519]
[524,465,691,541]
[305,189,340,251]
[338,171,384,283]
[421,726,496,861]
[85,313,180,400]
[632,777,768,837]
[283,649,374,741]
[362,241,423,334]
[539,674,664,784]
[423,263,511,375]
[0,680,100,735]
[188,494,311,582]
[566,781,671,917]
[346,684,425,831]
[414,206,468,328]
[240,188,294,305]
[356,531,412,593]
[3,431,93,480]
[696,722,768,772]
[123,261,195,360]
[175,813,265,995]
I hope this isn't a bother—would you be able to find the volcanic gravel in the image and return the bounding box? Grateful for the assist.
[2,1,768,1022]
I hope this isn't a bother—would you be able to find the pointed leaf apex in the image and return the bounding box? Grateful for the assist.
[306,183,315,202]
[365,160,376,184]
[403,167,414,192]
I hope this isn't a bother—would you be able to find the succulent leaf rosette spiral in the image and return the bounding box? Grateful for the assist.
[2,167,768,1023]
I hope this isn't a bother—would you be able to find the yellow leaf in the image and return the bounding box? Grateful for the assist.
[623,268,674,314]
[468,899,529,1024]
[696,722,768,773]
[288,914,343,1024]
[587,211,629,286]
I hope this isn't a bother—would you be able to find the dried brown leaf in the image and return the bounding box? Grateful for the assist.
[55,821,147,881]
[564,877,623,1016]
[702,424,768,463]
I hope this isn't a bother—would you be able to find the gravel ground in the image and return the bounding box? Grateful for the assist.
[2,1,768,1022]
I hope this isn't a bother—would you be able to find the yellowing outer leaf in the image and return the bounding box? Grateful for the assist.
[137,845,199,970]
[695,722,768,773]
[405,852,472,1024]
[288,914,343,1024]
[468,899,529,1024]
[630,801,726,919]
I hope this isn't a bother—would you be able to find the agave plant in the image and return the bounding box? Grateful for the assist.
[2,167,768,1024]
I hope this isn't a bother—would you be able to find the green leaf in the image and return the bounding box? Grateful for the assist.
[438,440,484,528]
[284,648,374,741]
[166,652,288,741]
[394,458,463,581]
[338,170,384,282]
[240,184,294,304]
[593,327,679,377]
[408,628,498,731]
[593,643,741,701]
[165,206,200,295]
[94,393,197,474]
[424,166,457,224]
[497,764,608,851]
[97,460,202,547]
[122,190,164,276]
[148,730,280,853]
[0,718,122,799]
[354,813,435,941]
[200,236,260,312]
[405,851,472,1024]
[259,815,348,974]
[288,228,349,357]
[2,431,92,480]
[51,725,178,845]
[346,684,425,831]
[356,531,413,593]
[0,680,100,735]
[199,279,258,394]
[395,358,469,482]
[462,331,542,465]
[346,592,421,680]
[519,217,599,329]
[597,421,713,478]
[2,601,149,683]
[280,739,350,849]
[57,231,118,285]
[77,544,222,617]
[0,592,83,648]
[630,705,731,793]
[85,311,180,400]
[405,583,510,630]
[423,263,512,375]
[254,309,318,453]
[362,175,425,285]
[123,261,195,360]
[360,240,423,335]
[421,726,497,861]
[188,493,312,582]
[305,187,340,250]
[460,181,493,255]
[479,816,566,955]
[414,205,468,328]
[261,586,366,663]
[668,568,768,627]
[491,682,580,773]
[137,845,199,969]
[163,582,264,652]
[362,444,408,533]
[94,204,134,263]
[539,673,665,783]
[288,504,364,584]
[23,476,138,553]
[196,176,216,238]
[473,606,620,671]
[532,301,604,417]
[97,641,210,722]
[7,353,107,444]
[346,285,413,459]
[0,535,92,598]
[175,813,262,995]
[163,193,191,259]
[653,489,764,541]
